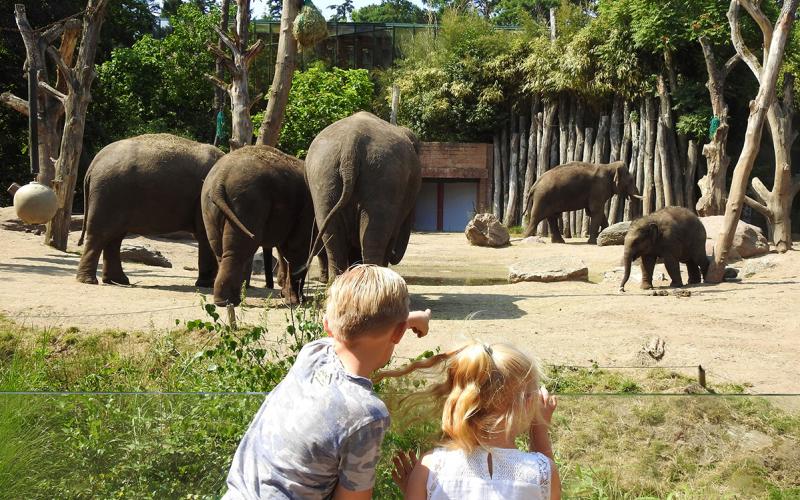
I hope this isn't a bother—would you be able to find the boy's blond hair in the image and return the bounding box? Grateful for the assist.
[325,264,410,342]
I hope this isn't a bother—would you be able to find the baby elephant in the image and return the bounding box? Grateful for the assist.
[620,206,709,292]
[201,146,314,306]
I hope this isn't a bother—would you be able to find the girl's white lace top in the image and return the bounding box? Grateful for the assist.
[425,446,551,500]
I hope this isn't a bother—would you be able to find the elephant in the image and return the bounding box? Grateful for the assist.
[619,206,709,292]
[76,134,224,286]
[201,145,314,306]
[522,161,643,244]
[304,111,422,279]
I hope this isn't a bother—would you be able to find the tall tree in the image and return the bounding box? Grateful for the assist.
[708,0,799,281]
[351,0,428,23]
[328,0,354,20]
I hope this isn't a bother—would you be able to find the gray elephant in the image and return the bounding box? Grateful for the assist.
[620,206,709,292]
[522,161,642,243]
[201,145,314,306]
[305,111,422,278]
[76,134,223,286]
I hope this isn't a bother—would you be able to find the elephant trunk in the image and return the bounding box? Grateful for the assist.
[521,188,536,237]
[620,248,633,292]
[78,172,90,246]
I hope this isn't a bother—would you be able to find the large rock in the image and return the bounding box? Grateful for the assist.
[120,244,172,268]
[740,255,779,277]
[509,257,588,283]
[701,216,769,259]
[597,221,631,246]
[465,213,510,247]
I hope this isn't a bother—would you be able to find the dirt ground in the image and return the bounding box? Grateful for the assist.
[1,206,799,394]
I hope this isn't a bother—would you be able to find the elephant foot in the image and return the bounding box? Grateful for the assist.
[640,282,653,290]
[669,281,684,288]
[551,237,566,244]
[195,278,215,288]
[77,274,98,285]
[587,237,598,245]
[102,274,130,286]
[687,278,701,285]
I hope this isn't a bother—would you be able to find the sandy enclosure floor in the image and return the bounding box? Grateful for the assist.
[1,209,799,394]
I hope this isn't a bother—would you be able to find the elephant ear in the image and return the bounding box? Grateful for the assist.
[646,222,659,245]
[613,165,625,194]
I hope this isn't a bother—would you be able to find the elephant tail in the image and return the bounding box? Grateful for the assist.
[306,138,359,267]
[210,183,255,239]
[77,172,90,246]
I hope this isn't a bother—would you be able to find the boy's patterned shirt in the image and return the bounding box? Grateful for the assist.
[223,338,390,499]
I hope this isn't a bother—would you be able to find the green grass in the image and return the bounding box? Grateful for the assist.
[1,311,799,498]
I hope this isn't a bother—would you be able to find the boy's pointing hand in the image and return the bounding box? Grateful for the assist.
[406,309,431,338]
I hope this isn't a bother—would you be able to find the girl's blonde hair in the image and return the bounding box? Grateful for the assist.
[375,340,541,452]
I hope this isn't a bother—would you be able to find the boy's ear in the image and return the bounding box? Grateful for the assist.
[323,316,334,337]
[390,321,406,344]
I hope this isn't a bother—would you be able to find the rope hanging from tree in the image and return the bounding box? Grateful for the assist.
[708,115,721,139]
[293,0,327,51]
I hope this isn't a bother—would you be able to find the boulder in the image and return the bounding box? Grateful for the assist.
[597,221,631,246]
[120,244,172,268]
[509,256,588,283]
[701,216,769,259]
[740,255,779,277]
[465,213,510,247]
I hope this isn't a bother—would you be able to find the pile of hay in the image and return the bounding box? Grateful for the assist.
[293,0,327,51]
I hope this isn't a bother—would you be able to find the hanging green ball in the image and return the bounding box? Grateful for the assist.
[708,116,720,139]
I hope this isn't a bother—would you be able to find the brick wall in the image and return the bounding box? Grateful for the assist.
[419,142,492,178]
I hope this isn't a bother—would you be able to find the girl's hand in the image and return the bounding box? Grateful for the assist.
[391,450,419,495]
[537,386,557,425]
[406,309,431,338]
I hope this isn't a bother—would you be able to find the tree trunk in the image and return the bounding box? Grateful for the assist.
[505,114,520,225]
[536,100,557,236]
[643,97,657,215]
[685,139,700,211]
[635,100,647,217]
[664,47,689,206]
[657,74,681,207]
[592,114,609,164]
[579,127,595,236]
[608,97,626,223]
[493,131,502,216]
[522,104,540,221]
[696,36,739,216]
[654,128,665,210]
[257,0,300,146]
[517,112,529,222]
[656,104,673,207]
[558,95,570,236]
[501,122,510,213]
[624,105,641,221]
[43,0,109,250]
[708,0,798,282]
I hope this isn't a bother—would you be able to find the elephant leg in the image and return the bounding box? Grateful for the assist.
[361,220,394,266]
[316,253,329,283]
[194,213,217,288]
[587,211,608,244]
[76,232,104,284]
[697,250,710,282]
[687,260,701,284]
[214,223,259,307]
[264,248,275,289]
[101,234,129,285]
[640,255,656,290]
[663,255,683,288]
[243,256,254,289]
[547,216,565,244]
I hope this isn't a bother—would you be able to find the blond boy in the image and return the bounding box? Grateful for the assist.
[224,265,431,499]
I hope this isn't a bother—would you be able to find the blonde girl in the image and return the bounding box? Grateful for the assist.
[377,340,560,500]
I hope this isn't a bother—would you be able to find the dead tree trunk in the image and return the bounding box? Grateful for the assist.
[592,114,609,164]
[257,0,300,146]
[643,97,657,215]
[207,0,263,150]
[1,11,81,188]
[709,0,798,281]
[696,36,739,215]
[536,100,557,236]
[501,122,510,213]
[32,0,109,250]
[607,96,624,223]
[610,101,631,224]
[579,127,595,236]
[656,75,676,207]
[664,47,688,206]
[504,114,520,225]
[516,112,529,222]
[685,139,700,210]
[654,124,665,210]
[493,130,502,217]
[212,0,231,147]
[522,103,540,223]
[624,105,641,221]
[635,101,647,217]
[558,95,570,236]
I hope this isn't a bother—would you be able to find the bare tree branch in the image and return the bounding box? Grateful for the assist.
[0,91,29,115]
[739,0,773,60]
[751,176,772,203]
[248,92,264,111]
[728,0,763,80]
[205,74,231,91]
[38,81,67,103]
[207,44,238,76]
[54,21,82,94]
[723,53,740,78]
[45,46,76,91]
[212,25,240,58]
[744,195,772,218]
[244,39,265,68]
